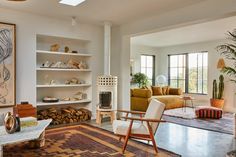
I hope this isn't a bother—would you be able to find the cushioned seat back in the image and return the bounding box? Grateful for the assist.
[144,99,165,133]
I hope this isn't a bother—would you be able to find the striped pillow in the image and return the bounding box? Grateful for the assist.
[195,106,223,119]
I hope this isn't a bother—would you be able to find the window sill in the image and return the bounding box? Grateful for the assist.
[183,93,208,96]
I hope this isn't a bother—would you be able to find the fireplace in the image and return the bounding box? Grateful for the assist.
[99,91,112,109]
[97,75,117,111]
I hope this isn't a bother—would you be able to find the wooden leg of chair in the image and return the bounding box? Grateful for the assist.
[122,120,133,154]
[122,135,129,154]
[147,122,158,154]
[150,133,158,153]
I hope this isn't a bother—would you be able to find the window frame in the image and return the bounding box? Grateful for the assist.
[168,51,208,95]
[140,54,155,85]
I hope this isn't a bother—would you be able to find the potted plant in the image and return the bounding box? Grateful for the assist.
[217,29,236,84]
[132,72,149,88]
[210,75,224,109]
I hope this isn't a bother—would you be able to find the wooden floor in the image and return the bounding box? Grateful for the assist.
[86,119,236,157]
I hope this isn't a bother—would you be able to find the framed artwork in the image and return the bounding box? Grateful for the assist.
[0,22,16,108]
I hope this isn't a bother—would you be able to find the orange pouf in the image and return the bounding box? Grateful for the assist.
[195,106,223,119]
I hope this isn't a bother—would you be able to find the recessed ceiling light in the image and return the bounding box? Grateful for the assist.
[59,0,86,6]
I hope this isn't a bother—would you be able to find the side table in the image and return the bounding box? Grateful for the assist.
[181,96,195,111]
[0,119,51,157]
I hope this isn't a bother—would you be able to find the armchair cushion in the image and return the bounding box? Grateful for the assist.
[113,120,149,135]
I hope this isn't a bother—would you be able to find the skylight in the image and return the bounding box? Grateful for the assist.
[59,0,86,6]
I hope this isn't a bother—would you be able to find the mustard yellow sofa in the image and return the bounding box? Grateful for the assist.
[130,86,183,111]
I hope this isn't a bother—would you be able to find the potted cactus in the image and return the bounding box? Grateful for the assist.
[210,75,225,109]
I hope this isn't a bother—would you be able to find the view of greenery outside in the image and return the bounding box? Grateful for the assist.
[169,52,208,94]
[141,55,155,85]
[169,54,186,92]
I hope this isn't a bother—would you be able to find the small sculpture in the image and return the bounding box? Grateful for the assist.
[78,61,87,69]
[61,91,86,101]
[65,78,85,84]
[49,80,56,85]
[4,112,17,134]
[72,50,78,53]
[74,91,84,100]
[70,78,79,84]
[67,59,79,69]
[50,44,60,52]
[64,46,69,53]
[50,61,67,69]
[41,61,52,68]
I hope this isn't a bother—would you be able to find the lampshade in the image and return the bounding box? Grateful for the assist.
[217,58,225,69]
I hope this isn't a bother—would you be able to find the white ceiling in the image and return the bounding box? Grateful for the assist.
[131,15,236,47]
[0,0,205,25]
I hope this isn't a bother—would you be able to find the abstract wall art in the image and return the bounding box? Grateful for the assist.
[0,22,16,108]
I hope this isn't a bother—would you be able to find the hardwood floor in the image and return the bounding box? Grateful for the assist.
[87,120,236,157]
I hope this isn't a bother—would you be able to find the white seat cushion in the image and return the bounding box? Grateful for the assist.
[113,119,149,135]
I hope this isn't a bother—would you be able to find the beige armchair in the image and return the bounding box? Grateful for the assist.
[113,99,166,154]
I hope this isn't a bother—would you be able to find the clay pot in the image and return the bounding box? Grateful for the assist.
[210,98,224,109]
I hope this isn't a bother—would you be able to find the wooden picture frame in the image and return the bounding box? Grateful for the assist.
[0,22,16,108]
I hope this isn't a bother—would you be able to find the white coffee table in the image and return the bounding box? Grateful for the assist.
[0,119,51,157]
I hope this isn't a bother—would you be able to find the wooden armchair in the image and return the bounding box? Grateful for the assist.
[112,99,166,154]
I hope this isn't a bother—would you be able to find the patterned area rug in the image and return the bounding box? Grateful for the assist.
[3,124,180,157]
[164,107,196,119]
[163,107,234,134]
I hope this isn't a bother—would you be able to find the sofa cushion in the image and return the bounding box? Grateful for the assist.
[152,95,183,110]
[152,86,163,95]
[162,86,170,95]
[132,89,152,98]
[169,88,182,95]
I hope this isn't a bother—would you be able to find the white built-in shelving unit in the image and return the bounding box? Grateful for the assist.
[36,35,92,109]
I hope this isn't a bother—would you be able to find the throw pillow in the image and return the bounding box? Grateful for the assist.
[152,86,163,95]
[162,86,170,95]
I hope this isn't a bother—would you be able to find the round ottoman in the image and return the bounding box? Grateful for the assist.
[195,106,223,119]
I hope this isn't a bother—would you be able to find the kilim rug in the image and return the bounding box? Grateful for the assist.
[3,124,180,157]
[163,107,234,134]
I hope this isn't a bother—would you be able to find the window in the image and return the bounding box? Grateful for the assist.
[168,52,208,94]
[168,54,186,92]
[141,55,155,85]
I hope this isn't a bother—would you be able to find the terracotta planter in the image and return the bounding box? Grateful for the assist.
[210,98,224,109]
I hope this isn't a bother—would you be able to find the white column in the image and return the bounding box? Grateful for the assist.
[104,21,112,75]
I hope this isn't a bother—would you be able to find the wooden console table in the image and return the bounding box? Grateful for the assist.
[0,119,51,157]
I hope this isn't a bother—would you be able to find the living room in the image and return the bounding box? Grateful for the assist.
[1,0,236,157]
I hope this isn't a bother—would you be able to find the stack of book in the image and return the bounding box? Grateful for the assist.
[20,117,38,128]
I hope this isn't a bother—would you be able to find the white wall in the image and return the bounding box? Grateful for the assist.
[0,8,104,116]
[111,0,236,111]
[130,44,158,75]
[156,40,236,111]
